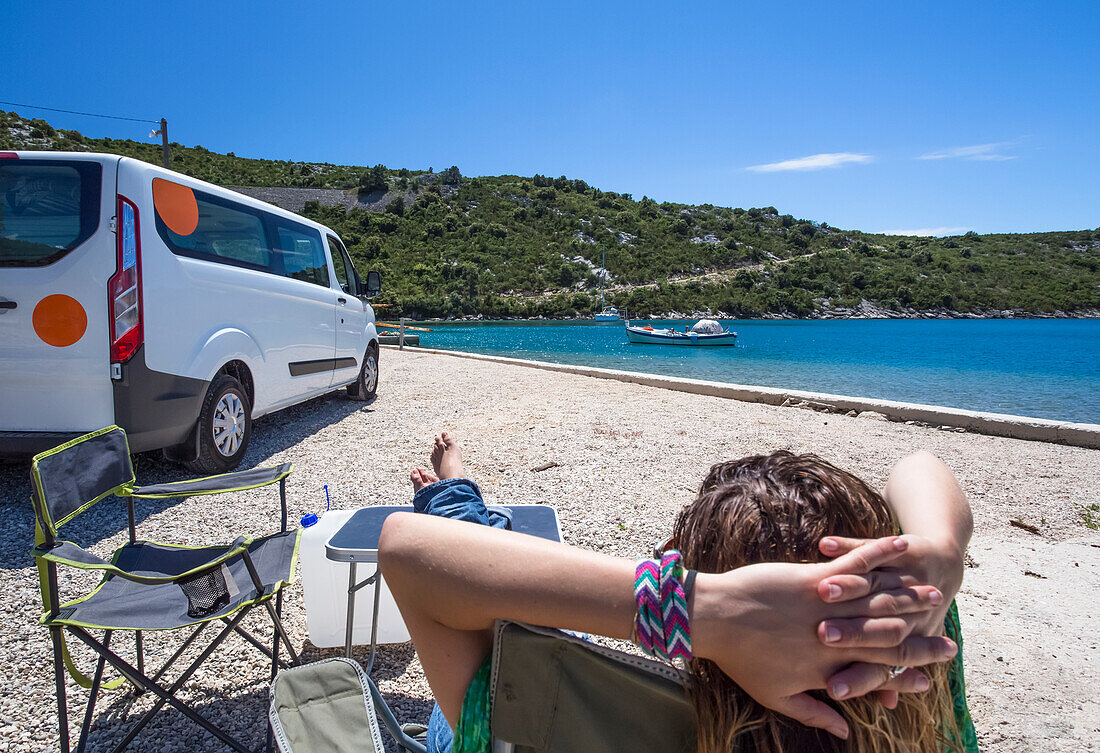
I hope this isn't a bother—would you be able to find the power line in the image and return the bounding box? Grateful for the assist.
[0,100,159,124]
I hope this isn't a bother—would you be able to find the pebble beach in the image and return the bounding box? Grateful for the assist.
[1,347,1097,752]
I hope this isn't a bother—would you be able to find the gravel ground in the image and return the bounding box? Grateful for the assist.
[2,347,1098,752]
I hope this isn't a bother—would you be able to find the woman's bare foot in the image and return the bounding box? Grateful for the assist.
[431,431,465,480]
[410,467,440,493]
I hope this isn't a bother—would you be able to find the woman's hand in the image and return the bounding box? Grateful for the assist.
[818,533,964,636]
[814,533,965,708]
[692,536,957,740]
[812,451,972,709]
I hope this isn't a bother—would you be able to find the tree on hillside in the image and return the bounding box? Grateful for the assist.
[442,165,462,184]
[358,164,388,193]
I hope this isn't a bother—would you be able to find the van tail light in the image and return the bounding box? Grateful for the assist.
[108,196,143,363]
[0,152,18,159]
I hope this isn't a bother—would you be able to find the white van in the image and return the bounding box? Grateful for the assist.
[0,151,382,472]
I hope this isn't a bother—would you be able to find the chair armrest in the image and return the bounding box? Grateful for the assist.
[33,537,251,585]
[130,463,292,499]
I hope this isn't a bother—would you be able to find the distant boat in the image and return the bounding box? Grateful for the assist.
[625,319,738,346]
[594,245,620,321]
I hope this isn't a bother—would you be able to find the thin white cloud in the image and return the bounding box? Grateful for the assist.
[746,152,873,173]
[880,227,974,237]
[918,142,1016,161]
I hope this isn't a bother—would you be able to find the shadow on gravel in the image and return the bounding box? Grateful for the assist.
[0,391,374,570]
[245,391,375,462]
[80,683,272,753]
[297,639,417,684]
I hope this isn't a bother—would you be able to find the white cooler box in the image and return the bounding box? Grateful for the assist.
[298,509,411,647]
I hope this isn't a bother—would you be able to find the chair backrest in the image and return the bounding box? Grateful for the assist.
[31,426,135,539]
[269,657,384,753]
[490,621,697,753]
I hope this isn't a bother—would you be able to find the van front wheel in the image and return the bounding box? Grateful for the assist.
[187,374,252,474]
[347,344,378,401]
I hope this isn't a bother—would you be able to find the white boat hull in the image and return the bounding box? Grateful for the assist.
[625,326,738,346]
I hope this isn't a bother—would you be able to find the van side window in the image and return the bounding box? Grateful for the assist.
[274,221,329,288]
[328,236,356,295]
[154,182,332,288]
[155,189,271,272]
[341,248,362,295]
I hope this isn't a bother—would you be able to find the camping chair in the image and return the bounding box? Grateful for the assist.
[269,619,694,753]
[488,620,695,753]
[270,654,433,753]
[31,425,303,753]
[269,658,388,753]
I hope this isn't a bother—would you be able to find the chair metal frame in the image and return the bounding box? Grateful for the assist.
[31,427,301,753]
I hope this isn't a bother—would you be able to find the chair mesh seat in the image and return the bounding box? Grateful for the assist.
[47,532,299,631]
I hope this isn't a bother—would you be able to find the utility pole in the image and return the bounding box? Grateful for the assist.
[159,118,169,169]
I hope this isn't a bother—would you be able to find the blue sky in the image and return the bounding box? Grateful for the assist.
[4,1,1097,234]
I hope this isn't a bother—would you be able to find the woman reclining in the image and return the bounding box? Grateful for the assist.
[380,433,975,752]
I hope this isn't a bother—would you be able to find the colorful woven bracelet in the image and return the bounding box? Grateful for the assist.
[633,558,664,657]
[659,550,692,662]
[633,552,693,662]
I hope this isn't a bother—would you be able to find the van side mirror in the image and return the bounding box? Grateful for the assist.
[364,270,382,298]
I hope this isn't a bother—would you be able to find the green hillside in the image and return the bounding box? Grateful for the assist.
[4,110,1098,319]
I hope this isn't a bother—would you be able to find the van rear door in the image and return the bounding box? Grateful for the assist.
[0,153,118,437]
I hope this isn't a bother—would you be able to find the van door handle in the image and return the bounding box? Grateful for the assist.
[337,297,347,305]
[0,300,16,310]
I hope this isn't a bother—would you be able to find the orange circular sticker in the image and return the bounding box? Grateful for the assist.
[33,294,88,348]
[152,177,199,236]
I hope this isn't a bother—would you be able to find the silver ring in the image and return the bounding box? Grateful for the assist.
[887,665,907,680]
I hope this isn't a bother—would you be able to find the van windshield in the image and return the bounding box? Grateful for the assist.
[0,160,102,267]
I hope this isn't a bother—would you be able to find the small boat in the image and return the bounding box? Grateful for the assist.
[625,319,738,346]
[595,306,621,321]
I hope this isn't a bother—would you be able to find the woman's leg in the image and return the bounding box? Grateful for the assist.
[410,432,500,753]
[411,432,509,529]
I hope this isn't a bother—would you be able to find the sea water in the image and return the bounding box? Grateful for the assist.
[416,319,1099,424]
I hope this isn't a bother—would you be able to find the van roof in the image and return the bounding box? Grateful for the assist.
[10,150,342,240]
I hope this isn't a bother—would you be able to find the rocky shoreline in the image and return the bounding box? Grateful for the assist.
[409,305,1100,323]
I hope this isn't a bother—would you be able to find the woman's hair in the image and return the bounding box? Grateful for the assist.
[671,451,960,753]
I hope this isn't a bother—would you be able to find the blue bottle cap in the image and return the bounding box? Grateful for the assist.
[300,513,319,528]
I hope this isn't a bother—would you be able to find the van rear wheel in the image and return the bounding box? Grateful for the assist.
[347,344,378,401]
[187,374,252,474]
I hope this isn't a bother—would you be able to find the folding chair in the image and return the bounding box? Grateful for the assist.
[488,620,695,753]
[270,653,432,753]
[269,658,387,753]
[31,425,302,753]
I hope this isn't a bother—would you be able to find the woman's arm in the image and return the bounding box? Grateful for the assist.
[379,513,956,740]
[885,449,973,560]
[820,451,972,617]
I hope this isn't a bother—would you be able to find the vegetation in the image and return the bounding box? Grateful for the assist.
[5,110,1098,319]
[1082,503,1099,531]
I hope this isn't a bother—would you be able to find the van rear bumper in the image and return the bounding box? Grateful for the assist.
[113,347,209,454]
[0,431,85,459]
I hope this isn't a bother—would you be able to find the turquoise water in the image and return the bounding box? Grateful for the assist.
[415,319,1099,423]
